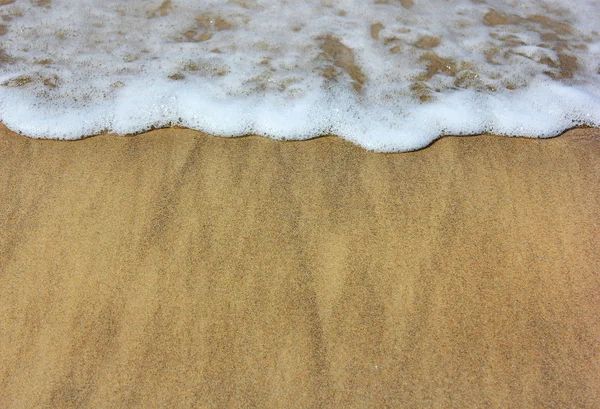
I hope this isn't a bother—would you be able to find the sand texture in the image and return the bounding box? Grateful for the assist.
[1,125,599,408]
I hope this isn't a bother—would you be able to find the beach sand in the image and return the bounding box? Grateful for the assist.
[1,124,599,408]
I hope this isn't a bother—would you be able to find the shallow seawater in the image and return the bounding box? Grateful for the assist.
[0,0,599,151]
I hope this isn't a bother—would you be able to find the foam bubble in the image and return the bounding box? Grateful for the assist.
[0,0,599,151]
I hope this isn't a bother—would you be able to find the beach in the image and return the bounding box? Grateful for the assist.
[1,124,599,408]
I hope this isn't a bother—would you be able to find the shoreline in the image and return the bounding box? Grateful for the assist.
[1,123,599,408]
[1,122,599,152]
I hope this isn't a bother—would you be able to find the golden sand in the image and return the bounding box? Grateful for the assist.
[1,124,599,408]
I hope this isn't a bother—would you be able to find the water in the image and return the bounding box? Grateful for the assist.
[0,0,599,151]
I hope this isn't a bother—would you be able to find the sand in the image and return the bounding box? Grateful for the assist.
[1,124,599,408]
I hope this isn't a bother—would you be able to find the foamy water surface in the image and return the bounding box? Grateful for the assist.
[1,0,599,151]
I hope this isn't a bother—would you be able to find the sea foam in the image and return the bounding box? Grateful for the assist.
[0,0,599,151]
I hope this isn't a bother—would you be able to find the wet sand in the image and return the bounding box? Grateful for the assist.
[1,124,599,408]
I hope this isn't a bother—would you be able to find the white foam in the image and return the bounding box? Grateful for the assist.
[0,0,599,151]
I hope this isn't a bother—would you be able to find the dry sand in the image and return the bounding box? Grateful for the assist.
[1,124,599,408]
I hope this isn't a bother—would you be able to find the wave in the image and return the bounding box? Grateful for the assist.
[0,0,599,151]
